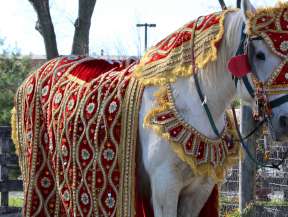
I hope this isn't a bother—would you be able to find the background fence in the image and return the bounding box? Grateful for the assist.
[0,126,23,216]
[221,145,288,216]
[220,106,288,217]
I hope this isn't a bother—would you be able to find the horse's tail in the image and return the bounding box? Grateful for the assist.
[11,107,20,156]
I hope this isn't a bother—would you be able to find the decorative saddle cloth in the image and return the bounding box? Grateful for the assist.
[12,10,238,217]
[134,10,230,86]
[13,56,145,217]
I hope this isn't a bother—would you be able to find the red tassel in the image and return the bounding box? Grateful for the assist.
[228,55,251,78]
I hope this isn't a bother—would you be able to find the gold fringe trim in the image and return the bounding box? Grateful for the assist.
[67,74,86,85]
[133,59,193,87]
[11,107,20,156]
[144,88,240,183]
[133,10,232,87]
[195,10,227,69]
[247,2,288,35]
[249,2,288,18]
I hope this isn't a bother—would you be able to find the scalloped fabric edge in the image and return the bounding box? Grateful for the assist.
[133,10,233,87]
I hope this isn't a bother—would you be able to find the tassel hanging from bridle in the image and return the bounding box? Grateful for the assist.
[263,134,270,161]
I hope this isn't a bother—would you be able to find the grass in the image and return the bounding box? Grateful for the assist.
[224,202,257,217]
[222,199,288,217]
[7,195,288,211]
[221,196,239,204]
[257,199,288,207]
[224,209,241,217]
[221,195,288,206]
[9,196,23,207]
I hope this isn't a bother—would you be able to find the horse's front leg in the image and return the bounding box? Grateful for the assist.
[150,159,184,217]
[177,177,215,217]
[139,87,189,217]
[139,128,181,216]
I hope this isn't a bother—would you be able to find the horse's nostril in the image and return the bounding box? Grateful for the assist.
[279,116,288,129]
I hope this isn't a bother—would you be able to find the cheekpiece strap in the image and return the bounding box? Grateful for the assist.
[270,95,288,109]
[242,76,255,98]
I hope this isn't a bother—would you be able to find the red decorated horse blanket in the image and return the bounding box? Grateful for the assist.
[13,56,145,217]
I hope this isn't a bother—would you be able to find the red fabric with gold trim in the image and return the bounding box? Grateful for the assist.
[133,11,230,86]
[15,56,149,217]
[144,13,222,65]
[248,4,288,88]
[151,105,238,168]
[144,85,240,182]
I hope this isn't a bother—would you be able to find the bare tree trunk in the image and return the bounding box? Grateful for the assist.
[71,0,97,55]
[29,0,59,60]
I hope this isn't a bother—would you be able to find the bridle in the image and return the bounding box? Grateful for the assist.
[233,24,288,118]
[200,0,288,169]
[231,23,288,170]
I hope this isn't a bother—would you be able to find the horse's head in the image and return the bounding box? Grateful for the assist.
[233,0,288,142]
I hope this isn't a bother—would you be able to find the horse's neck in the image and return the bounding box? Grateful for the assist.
[170,74,235,139]
[171,11,243,139]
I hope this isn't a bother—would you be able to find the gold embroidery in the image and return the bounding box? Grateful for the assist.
[144,86,240,182]
[133,10,233,87]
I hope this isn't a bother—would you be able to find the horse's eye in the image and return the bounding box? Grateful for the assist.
[256,52,266,61]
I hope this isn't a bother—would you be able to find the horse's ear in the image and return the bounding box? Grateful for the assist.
[241,0,256,22]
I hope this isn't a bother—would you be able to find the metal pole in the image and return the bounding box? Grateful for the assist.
[144,24,148,51]
[136,23,156,51]
[239,105,257,214]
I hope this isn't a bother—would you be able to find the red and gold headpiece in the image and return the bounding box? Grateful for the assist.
[248,3,288,90]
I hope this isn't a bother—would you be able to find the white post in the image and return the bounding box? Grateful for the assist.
[239,105,257,213]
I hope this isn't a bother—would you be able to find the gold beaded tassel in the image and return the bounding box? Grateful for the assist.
[262,126,270,161]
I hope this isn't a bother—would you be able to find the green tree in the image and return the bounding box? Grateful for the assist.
[0,39,32,125]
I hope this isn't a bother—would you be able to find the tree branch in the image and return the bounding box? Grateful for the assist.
[71,0,97,55]
[29,0,59,59]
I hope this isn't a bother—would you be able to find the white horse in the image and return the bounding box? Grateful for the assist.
[12,0,288,217]
[139,0,288,217]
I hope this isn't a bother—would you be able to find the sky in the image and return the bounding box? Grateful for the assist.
[0,0,277,57]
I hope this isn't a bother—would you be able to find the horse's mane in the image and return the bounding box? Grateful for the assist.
[200,10,242,88]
